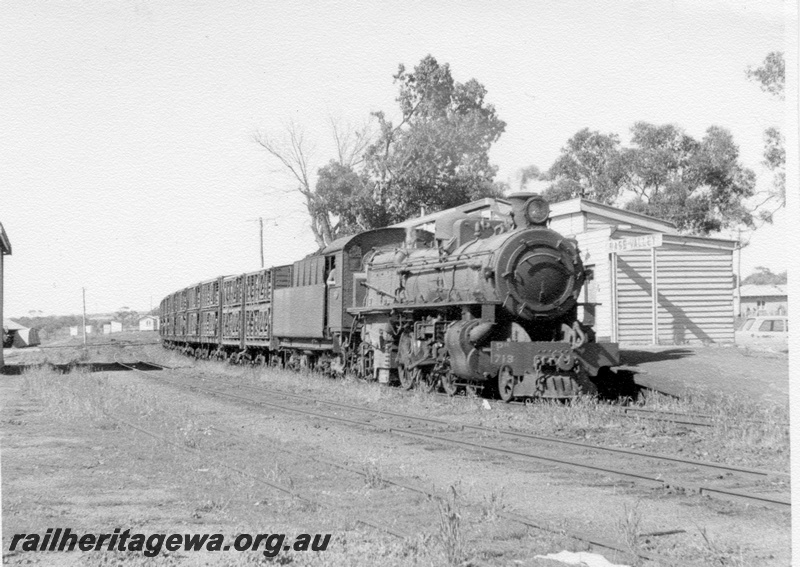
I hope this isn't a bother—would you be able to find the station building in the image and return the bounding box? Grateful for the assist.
[394,197,737,345]
[1,222,11,367]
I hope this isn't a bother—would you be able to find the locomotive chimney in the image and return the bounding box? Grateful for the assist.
[507,193,550,229]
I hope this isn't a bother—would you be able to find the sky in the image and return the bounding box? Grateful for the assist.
[0,0,792,317]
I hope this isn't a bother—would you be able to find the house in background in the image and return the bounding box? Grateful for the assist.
[103,321,123,334]
[736,284,787,317]
[139,315,159,331]
[69,325,94,336]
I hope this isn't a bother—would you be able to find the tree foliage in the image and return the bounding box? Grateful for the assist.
[747,51,785,220]
[541,128,627,204]
[540,122,756,234]
[362,56,506,224]
[114,307,139,329]
[742,266,787,286]
[258,56,506,247]
[746,51,785,100]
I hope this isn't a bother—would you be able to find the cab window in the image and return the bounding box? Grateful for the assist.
[742,318,755,330]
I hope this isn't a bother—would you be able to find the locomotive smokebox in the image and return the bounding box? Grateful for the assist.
[493,227,584,321]
[507,193,550,229]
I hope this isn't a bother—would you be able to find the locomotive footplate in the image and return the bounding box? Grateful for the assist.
[491,341,620,398]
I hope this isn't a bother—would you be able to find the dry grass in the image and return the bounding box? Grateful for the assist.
[434,485,465,566]
[616,502,644,566]
[7,341,786,566]
[20,363,210,450]
[136,343,792,473]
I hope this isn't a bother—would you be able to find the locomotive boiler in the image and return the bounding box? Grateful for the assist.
[350,193,619,400]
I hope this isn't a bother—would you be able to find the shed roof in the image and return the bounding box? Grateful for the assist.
[3,319,27,331]
[0,222,11,255]
[549,198,678,233]
[738,284,787,297]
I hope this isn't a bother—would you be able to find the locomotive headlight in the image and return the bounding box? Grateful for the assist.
[524,196,550,225]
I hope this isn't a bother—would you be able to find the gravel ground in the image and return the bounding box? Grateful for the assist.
[621,344,788,405]
[0,337,791,566]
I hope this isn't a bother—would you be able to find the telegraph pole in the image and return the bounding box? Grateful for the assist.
[248,217,276,268]
[259,217,264,268]
[81,287,87,346]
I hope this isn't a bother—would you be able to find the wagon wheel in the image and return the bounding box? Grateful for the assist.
[497,366,515,403]
[440,371,459,397]
[398,362,415,390]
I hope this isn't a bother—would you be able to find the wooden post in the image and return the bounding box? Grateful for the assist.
[736,228,742,318]
[651,247,658,345]
[259,217,264,269]
[82,288,87,346]
[610,252,618,343]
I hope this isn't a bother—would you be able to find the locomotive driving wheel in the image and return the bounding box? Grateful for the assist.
[498,366,515,403]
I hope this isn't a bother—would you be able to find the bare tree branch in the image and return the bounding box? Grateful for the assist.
[254,121,333,248]
[329,116,374,168]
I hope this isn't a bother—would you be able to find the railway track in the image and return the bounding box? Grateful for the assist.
[166,343,784,430]
[162,356,758,432]
[429,383,784,429]
[112,358,664,564]
[608,405,788,429]
[128,360,790,512]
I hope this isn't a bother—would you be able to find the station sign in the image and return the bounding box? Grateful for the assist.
[608,233,663,253]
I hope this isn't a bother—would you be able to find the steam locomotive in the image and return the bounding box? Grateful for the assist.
[160,194,622,400]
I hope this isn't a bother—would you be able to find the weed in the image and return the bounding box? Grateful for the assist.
[363,459,387,489]
[435,485,464,566]
[267,463,294,491]
[481,487,507,521]
[698,526,748,566]
[616,501,643,566]
[195,498,230,515]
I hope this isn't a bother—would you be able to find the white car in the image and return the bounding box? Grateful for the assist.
[735,316,788,349]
